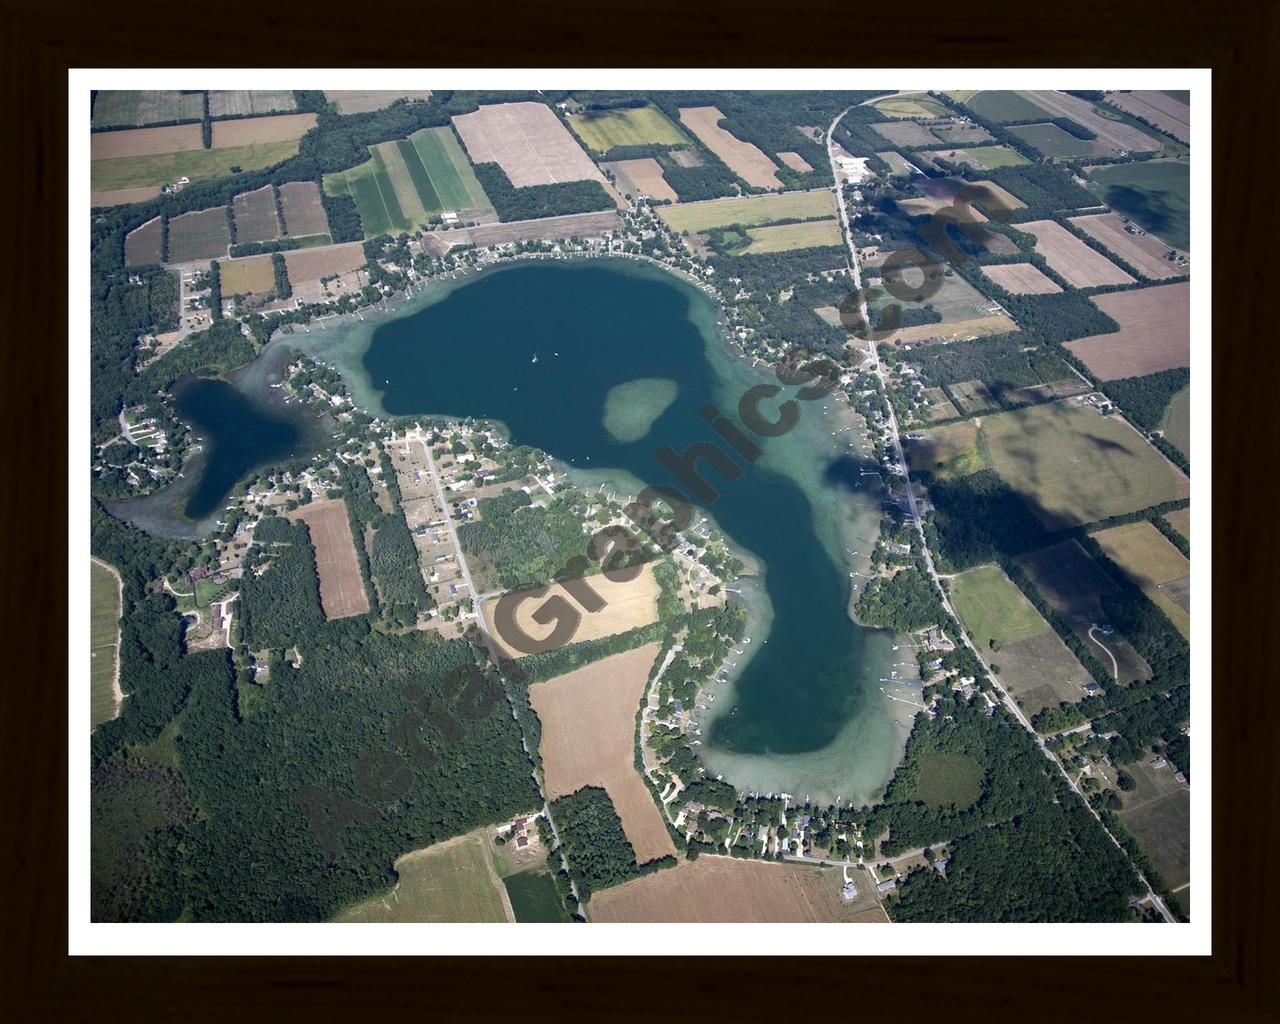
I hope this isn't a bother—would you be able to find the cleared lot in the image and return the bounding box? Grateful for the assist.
[529,643,674,864]
[1068,213,1186,280]
[678,106,782,189]
[981,262,1062,295]
[1065,281,1190,380]
[453,101,607,187]
[1018,219,1134,288]
[589,856,885,923]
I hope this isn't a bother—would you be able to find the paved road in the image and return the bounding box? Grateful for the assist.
[825,109,1175,924]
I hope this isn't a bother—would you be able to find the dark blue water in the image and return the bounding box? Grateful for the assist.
[364,259,881,757]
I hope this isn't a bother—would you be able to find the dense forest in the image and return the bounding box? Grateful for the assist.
[458,489,592,590]
[1101,368,1189,430]
[854,567,946,632]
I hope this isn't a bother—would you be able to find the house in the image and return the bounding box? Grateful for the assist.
[516,835,529,848]
[1150,756,1167,769]
[1083,682,1103,696]
[841,880,859,901]
[876,878,897,894]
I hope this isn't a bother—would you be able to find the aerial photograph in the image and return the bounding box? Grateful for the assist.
[83,82,1197,932]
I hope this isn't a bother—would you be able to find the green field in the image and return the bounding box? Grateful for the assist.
[333,831,508,922]
[658,189,836,234]
[958,145,1030,169]
[568,104,688,151]
[909,749,982,809]
[1162,385,1191,459]
[325,156,410,238]
[90,559,121,729]
[90,140,302,192]
[1087,160,1190,252]
[408,126,495,218]
[739,218,843,253]
[872,94,950,119]
[1010,122,1098,158]
[503,869,570,922]
[944,90,979,103]
[962,91,1053,123]
[950,564,1050,651]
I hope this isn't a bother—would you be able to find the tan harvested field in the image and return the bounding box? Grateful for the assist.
[895,176,1024,221]
[741,219,842,253]
[888,314,1016,347]
[999,631,1093,716]
[207,90,297,118]
[777,151,813,172]
[91,185,163,208]
[1019,91,1161,153]
[1116,759,1190,891]
[325,90,432,114]
[212,112,316,149]
[872,120,939,148]
[439,210,621,249]
[678,106,782,189]
[1092,522,1190,638]
[1019,219,1135,288]
[218,254,275,297]
[486,563,660,659]
[981,262,1063,295]
[287,499,370,619]
[529,643,674,864]
[588,856,886,923]
[1068,213,1187,278]
[1065,282,1190,380]
[603,158,677,202]
[91,123,204,160]
[1165,507,1191,544]
[282,241,367,286]
[1104,91,1190,144]
[453,102,606,187]
[658,189,835,234]
[231,185,282,243]
[277,181,330,239]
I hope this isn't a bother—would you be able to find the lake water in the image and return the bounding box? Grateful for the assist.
[284,257,919,804]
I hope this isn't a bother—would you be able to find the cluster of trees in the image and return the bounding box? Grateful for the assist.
[892,332,1076,402]
[658,602,746,706]
[457,489,591,591]
[1101,367,1189,430]
[471,163,614,223]
[550,787,677,898]
[870,695,1142,921]
[239,515,325,650]
[230,236,309,258]
[271,252,292,299]
[320,191,363,243]
[963,164,1099,223]
[923,469,1051,570]
[855,566,946,632]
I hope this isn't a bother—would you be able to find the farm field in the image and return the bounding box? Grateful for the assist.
[940,145,1029,170]
[997,630,1094,716]
[568,104,687,151]
[659,189,835,234]
[871,94,949,118]
[950,564,1049,649]
[907,420,985,479]
[91,123,203,160]
[1015,539,1151,684]
[1068,212,1187,279]
[124,217,164,265]
[947,379,998,414]
[287,499,370,619]
[93,90,204,129]
[1105,91,1190,144]
[167,208,230,262]
[894,176,1024,220]
[928,122,994,146]
[1117,759,1190,891]
[1162,385,1191,460]
[408,127,495,219]
[1065,281,1190,380]
[283,242,367,289]
[333,829,510,923]
[211,112,316,148]
[277,181,331,239]
[453,210,621,248]
[961,91,1054,123]
[777,151,813,172]
[1018,220,1134,288]
[91,186,163,208]
[217,254,275,297]
[486,564,660,658]
[453,101,606,187]
[981,262,1062,295]
[1164,507,1191,545]
[1086,160,1190,252]
[876,151,918,176]
[92,141,303,193]
[207,90,296,118]
[603,157,678,202]
[231,185,281,243]
[324,90,431,114]
[588,855,886,923]
[1019,91,1161,154]
[738,219,842,253]
[90,559,122,730]
[1009,122,1106,158]
[678,106,782,189]
[528,643,674,864]
[502,869,569,922]
[872,271,1015,347]
[872,120,939,148]
[1092,522,1190,638]
[324,157,408,237]
[371,140,433,226]
[922,386,960,421]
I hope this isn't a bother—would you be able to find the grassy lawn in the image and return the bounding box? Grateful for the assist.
[90,559,121,729]
[569,104,688,151]
[91,140,301,192]
[950,564,1050,650]
[872,94,950,119]
[909,749,982,809]
[502,869,570,922]
[961,145,1030,169]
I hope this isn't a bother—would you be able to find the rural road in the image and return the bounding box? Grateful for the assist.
[825,109,1176,924]
[1089,625,1121,680]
